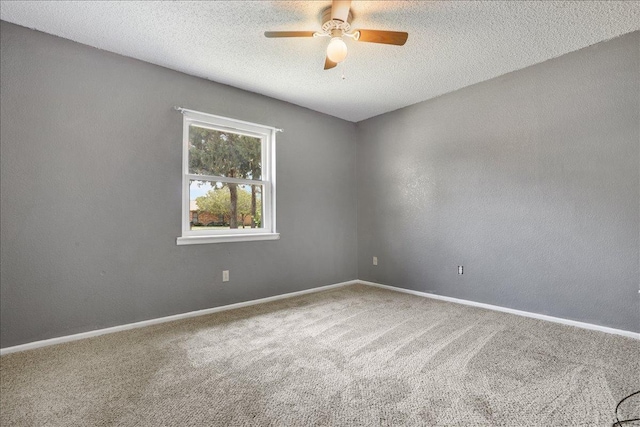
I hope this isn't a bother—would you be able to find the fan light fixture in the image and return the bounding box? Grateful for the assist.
[264,0,408,70]
[326,37,348,63]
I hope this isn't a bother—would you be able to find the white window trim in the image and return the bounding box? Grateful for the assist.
[176,109,279,245]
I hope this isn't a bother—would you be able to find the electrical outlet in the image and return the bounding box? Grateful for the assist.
[373,256,378,266]
[458,266,463,275]
[222,270,229,282]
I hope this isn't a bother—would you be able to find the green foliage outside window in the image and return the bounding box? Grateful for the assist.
[189,126,262,228]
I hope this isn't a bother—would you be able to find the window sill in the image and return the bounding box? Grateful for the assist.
[176,233,280,245]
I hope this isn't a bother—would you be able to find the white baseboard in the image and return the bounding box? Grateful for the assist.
[0,280,359,356]
[358,280,640,340]
[2,278,637,355]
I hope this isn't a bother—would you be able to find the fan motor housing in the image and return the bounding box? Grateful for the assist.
[321,7,353,34]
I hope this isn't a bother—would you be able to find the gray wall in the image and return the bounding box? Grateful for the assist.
[0,22,358,348]
[2,22,638,349]
[357,31,640,332]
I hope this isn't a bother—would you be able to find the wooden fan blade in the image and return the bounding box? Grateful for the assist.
[264,31,316,38]
[331,0,352,22]
[324,56,337,70]
[356,30,408,46]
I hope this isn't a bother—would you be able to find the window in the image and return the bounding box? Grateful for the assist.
[176,109,279,245]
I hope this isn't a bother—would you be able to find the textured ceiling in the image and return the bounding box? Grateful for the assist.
[1,1,639,122]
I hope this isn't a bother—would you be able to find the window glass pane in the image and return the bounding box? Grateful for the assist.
[188,124,262,180]
[189,180,264,230]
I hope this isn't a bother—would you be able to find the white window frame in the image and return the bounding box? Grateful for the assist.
[176,109,279,245]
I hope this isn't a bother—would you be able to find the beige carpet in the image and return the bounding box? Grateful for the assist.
[1,284,639,426]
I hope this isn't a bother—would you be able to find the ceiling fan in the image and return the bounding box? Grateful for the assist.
[264,0,408,70]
